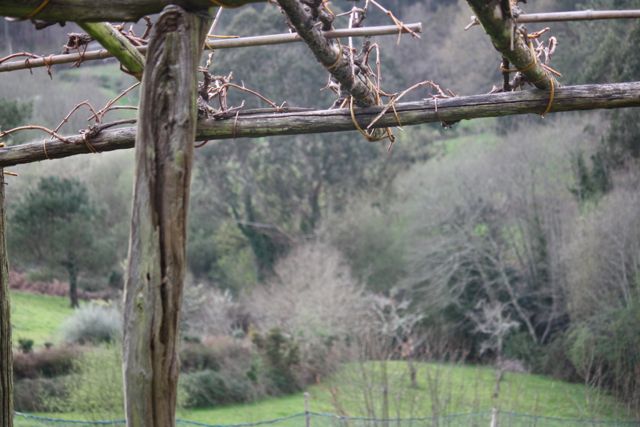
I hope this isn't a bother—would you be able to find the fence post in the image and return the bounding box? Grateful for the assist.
[304,392,311,427]
[0,171,13,427]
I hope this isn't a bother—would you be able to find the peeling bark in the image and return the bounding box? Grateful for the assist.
[122,6,208,427]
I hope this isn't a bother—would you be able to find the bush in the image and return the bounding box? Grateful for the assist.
[52,344,124,419]
[13,346,80,379]
[503,331,542,371]
[537,335,579,382]
[14,377,66,412]
[60,304,121,344]
[567,305,640,413]
[17,338,33,354]
[252,329,301,394]
[180,343,221,373]
[180,369,253,408]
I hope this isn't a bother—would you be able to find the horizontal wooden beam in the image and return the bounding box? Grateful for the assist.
[0,24,422,73]
[0,0,262,22]
[1,82,639,168]
[517,9,640,23]
[206,23,422,49]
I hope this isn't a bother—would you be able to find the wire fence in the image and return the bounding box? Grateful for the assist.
[13,411,640,427]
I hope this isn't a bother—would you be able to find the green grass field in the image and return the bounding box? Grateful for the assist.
[17,362,631,425]
[9,291,633,424]
[10,291,74,347]
[179,362,630,424]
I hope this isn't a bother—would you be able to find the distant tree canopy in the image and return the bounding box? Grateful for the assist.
[0,99,31,144]
[9,177,116,307]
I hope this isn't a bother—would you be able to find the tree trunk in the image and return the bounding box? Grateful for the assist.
[67,257,79,309]
[0,172,13,427]
[122,6,208,427]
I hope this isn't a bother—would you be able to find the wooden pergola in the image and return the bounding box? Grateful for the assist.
[0,1,639,426]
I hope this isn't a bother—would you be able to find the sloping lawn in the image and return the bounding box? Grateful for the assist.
[15,361,633,426]
[10,290,74,347]
[7,292,632,424]
[182,362,631,424]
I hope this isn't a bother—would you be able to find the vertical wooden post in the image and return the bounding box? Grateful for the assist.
[0,171,13,427]
[304,392,311,427]
[122,6,210,427]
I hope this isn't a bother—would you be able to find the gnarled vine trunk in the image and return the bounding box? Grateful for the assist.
[122,6,209,427]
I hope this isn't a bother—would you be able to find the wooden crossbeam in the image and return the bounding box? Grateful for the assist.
[0,24,421,73]
[0,0,262,22]
[1,82,638,168]
[517,10,640,23]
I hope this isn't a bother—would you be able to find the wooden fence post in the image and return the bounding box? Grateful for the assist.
[0,171,12,427]
[122,6,209,427]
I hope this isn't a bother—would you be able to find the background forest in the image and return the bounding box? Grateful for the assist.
[1,0,639,420]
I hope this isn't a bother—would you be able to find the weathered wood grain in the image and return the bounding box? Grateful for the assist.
[122,6,207,427]
[0,82,638,168]
[0,0,261,22]
[0,172,12,427]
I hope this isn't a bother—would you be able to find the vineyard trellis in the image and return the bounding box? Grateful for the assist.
[1,1,640,427]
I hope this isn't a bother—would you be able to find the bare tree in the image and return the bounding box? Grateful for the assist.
[248,241,367,342]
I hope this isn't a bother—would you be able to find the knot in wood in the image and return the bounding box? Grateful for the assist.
[160,11,181,32]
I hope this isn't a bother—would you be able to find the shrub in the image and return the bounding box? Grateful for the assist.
[246,242,363,387]
[17,338,33,354]
[60,304,121,344]
[52,344,124,419]
[537,335,578,382]
[252,328,301,394]
[181,284,244,338]
[567,305,640,412]
[503,331,542,371]
[13,346,80,379]
[14,377,66,412]
[180,343,221,373]
[180,369,253,408]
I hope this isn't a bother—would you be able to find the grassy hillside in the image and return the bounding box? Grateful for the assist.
[181,362,630,424]
[7,293,632,423]
[17,362,631,424]
[10,291,74,346]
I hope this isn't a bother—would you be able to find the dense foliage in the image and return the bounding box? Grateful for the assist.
[2,0,640,416]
